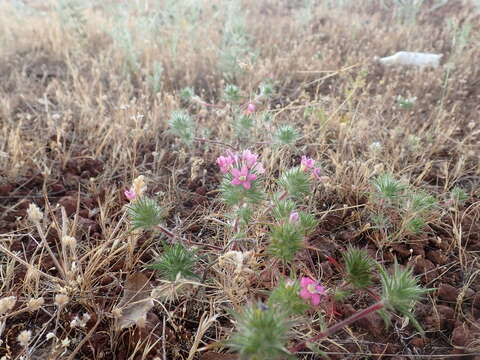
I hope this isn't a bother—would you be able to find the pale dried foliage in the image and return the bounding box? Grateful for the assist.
[0,0,479,358]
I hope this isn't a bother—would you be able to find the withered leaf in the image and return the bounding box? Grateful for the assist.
[115,272,154,330]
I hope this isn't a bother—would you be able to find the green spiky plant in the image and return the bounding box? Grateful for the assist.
[268,279,309,316]
[148,243,197,281]
[450,186,468,205]
[268,223,304,263]
[267,200,318,263]
[274,125,299,147]
[278,167,311,200]
[372,173,407,205]
[371,174,438,241]
[377,261,430,334]
[342,247,376,289]
[127,197,164,230]
[289,261,431,353]
[169,110,195,146]
[229,303,292,360]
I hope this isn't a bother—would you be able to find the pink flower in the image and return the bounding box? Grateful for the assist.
[241,150,258,168]
[231,166,257,190]
[246,103,256,114]
[300,277,325,306]
[301,156,315,171]
[124,189,137,201]
[289,211,300,223]
[217,155,235,174]
[313,167,321,180]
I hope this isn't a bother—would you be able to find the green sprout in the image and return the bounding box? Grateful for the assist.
[342,247,376,289]
[169,110,194,146]
[148,243,197,281]
[180,86,196,102]
[259,81,275,99]
[127,197,164,230]
[224,84,241,103]
[274,125,299,146]
[406,191,437,214]
[272,200,297,221]
[298,212,318,235]
[278,167,311,200]
[229,303,291,360]
[234,113,254,138]
[450,186,468,204]
[268,279,309,316]
[405,216,426,235]
[379,262,431,334]
[372,173,407,204]
[268,223,304,263]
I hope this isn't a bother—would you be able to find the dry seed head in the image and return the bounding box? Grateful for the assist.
[70,316,80,328]
[27,203,43,223]
[0,296,16,314]
[218,250,256,279]
[70,313,90,328]
[27,297,45,312]
[62,235,77,249]
[111,307,123,319]
[132,175,147,197]
[61,338,71,347]
[17,330,32,347]
[54,294,69,307]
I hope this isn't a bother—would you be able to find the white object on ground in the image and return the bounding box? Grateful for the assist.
[376,52,443,68]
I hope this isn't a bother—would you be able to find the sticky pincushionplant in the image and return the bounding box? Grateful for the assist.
[218,149,265,207]
[229,250,431,358]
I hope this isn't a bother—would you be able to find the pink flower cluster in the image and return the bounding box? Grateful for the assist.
[216,150,264,190]
[300,155,322,180]
[300,277,326,306]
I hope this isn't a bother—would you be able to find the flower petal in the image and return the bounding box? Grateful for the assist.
[300,277,314,287]
[315,285,326,295]
[231,178,241,185]
[299,288,311,300]
[242,181,251,190]
[231,168,241,177]
[310,294,321,306]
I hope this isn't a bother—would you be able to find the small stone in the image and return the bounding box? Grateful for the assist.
[58,196,77,216]
[426,250,448,265]
[409,336,427,348]
[451,325,470,347]
[438,283,458,302]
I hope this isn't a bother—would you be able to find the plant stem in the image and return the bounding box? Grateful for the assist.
[35,223,66,280]
[289,301,385,353]
[155,224,177,240]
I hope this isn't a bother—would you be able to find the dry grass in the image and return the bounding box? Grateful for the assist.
[0,0,479,359]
